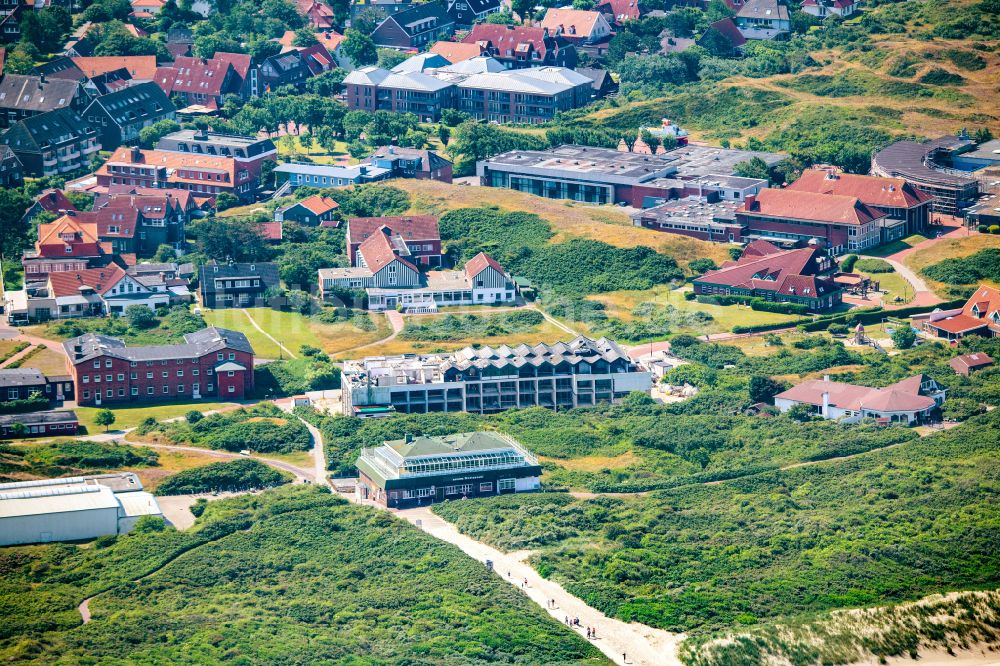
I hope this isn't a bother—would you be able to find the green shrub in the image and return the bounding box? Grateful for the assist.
[401,310,544,342]
[854,257,893,273]
[155,460,291,495]
[23,441,157,469]
[840,254,859,272]
[923,248,1000,284]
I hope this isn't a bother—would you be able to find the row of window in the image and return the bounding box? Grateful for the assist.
[81,368,238,383]
[89,352,238,369]
[82,383,235,400]
[399,478,517,499]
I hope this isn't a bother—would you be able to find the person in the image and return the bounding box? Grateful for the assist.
[623,654,626,664]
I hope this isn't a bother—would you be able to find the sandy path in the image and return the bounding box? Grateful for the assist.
[241,309,297,358]
[397,506,683,666]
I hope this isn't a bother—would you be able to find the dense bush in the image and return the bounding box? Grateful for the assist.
[854,257,894,273]
[922,248,1000,285]
[840,254,859,272]
[23,441,158,470]
[254,356,341,397]
[155,459,291,495]
[439,208,553,264]
[401,310,544,342]
[144,404,312,454]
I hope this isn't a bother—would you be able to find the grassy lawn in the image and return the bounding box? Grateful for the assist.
[77,401,238,433]
[860,268,913,304]
[20,346,70,375]
[275,135,351,165]
[904,233,1000,295]
[348,317,571,358]
[859,233,931,258]
[0,339,29,364]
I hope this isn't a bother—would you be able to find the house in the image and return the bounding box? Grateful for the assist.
[260,50,312,92]
[82,82,175,151]
[577,67,618,98]
[155,129,277,185]
[736,189,886,255]
[33,57,87,84]
[595,0,640,25]
[347,215,441,267]
[446,0,502,27]
[299,43,337,76]
[130,0,164,13]
[0,75,90,128]
[801,0,855,18]
[539,8,613,44]
[153,55,245,111]
[20,265,172,322]
[198,261,280,309]
[872,136,981,215]
[693,240,842,311]
[774,374,946,425]
[94,146,261,202]
[366,145,453,182]
[94,190,194,252]
[294,0,336,28]
[356,431,541,508]
[64,326,255,406]
[321,226,422,295]
[785,167,934,239]
[321,251,516,312]
[274,195,339,225]
[734,0,790,39]
[21,214,110,284]
[340,335,652,416]
[925,285,1000,340]
[0,368,73,403]
[72,56,159,82]
[950,352,993,376]
[428,40,484,63]
[272,162,393,189]
[0,108,101,177]
[462,24,578,69]
[0,143,22,187]
[370,2,455,50]
[697,17,746,55]
[0,473,160,546]
[0,410,79,439]
[22,188,77,226]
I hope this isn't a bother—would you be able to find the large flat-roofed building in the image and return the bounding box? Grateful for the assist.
[631,198,744,242]
[341,335,651,416]
[871,136,980,215]
[478,144,784,207]
[0,473,162,546]
[356,431,541,508]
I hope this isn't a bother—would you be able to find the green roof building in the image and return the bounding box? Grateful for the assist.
[355,431,541,508]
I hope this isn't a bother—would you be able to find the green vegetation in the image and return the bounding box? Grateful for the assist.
[548,299,716,342]
[922,248,1000,286]
[0,486,605,664]
[138,403,311,455]
[0,341,29,365]
[154,459,291,495]
[854,258,894,273]
[401,311,545,342]
[43,306,207,345]
[253,346,341,397]
[23,441,157,470]
[433,409,1000,635]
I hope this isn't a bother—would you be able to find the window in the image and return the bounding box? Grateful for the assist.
[82,375,89,383]
[193,369,200,376]
[131,372,137,379]
[117,374,124,381]
[162,371,168,378]
[228,352,235,360]
[207,384,214,391]
[227,371,235,377]
[163,385,169,394]
[93,361,101,369]
[177,385,184,393]
[131,387,139,395]
[94,375,101,383]
[105,360,112,368]
[83,390,90,399]
[479,482,493,493]
[106,389,113,397]
[147,372,154,379]
[118,388,125,397]
[147,386,154,394]
[177,370,184,377]
[499,478,516,491]
[7,389,17,400]
[228,385,235,393]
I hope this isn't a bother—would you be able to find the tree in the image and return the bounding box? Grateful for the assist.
[20,7,72,53]
[139,119,181,149]
[891,326,916,350]
[448,120,547,175]
[306,69,346,97]
[188,217,271,262]
[94,409,117,432]
[728,247,743,261]
[153,244,177,262]
[193,33,244,59]
[341,29,377,66]
[125,305,158,329]
[247,35,282,62]
[437,125,451,145]
[215,192,238,211]
[293,26,319,47]
[974,127,994,143]
[376,48,409,69]
[2,44,38,75]
[786,403,813,422]
[511,0,534,21]
[748,375,784,404]
[0,189,32,262]
[185,410,204,424]
[352,7,386,34]
[733,156,771,181]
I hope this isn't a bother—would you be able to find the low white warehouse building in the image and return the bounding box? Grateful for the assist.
[0,473,163,546]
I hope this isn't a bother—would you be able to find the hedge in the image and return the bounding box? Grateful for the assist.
[697,294,809,316]
[796,298,967,332]
[732,320,809,334]
[0,395,49,415]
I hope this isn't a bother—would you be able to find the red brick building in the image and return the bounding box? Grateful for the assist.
[347,216,442,268]
[64,327,254,406]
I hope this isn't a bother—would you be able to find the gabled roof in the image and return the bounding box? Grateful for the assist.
[697,245,827,292]
[37,215,101,257]
[368,145,452,172]
[929,285,1000,335]
[736,0,789,20]
[596,0,640,22]
[348,215,440,247]
[32,189,77,214]
[379,1,452,35]
[391,52,451,73]
[358,226,419,274]
[299,43,336,75]
[65,326,254,364]
[950,352,993,372]
[775,375,936,414]
[428,40,484,63]
[742,189,886,226]
[33,57,87,82]
[294,194,339,215]
[704,17,746,47]
[539,8,606,37]
[199,261,280,294]
[786,168,933,209]
[86,81,174,127]
[464,252,506,279]
[741,239,783,258]
[96,147,239,185]
[48,265,127,298]
[317,31,345,52]
[214,52,253,81]
[0,75,82,113]
[0,369,46,388]
[1,108,95,154]
[462,24,570,60]
[72,56,158,80]
[155,56,234,97]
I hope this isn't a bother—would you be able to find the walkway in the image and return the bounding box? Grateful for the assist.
[241,309,297,358]
[397,506,683,666]
[0,342,34,368]
[339,310,405,355]
[882,257,942,309]
[534,306,579,337]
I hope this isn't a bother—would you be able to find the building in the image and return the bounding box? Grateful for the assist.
[65,326,255,406]
[801,0,855,18]
[447,0,502,27]
[21,214,112,284]
[198,260,280,309]
[367,145,453,182]
[697,17,746,55]
[596,0,641,25]
[341,336,652,416]
[924,285,1000,340]
[91,190,193,253]
[0,74,89,128]
[321,251,516,312]
[260,50,312,92]
[539,8,613,44]
[734,0,790,39]
[461,24,578,69]
[735,189,886,255]
[774,374,946,425]
[577,67,617,97]
[72,56,159,82]
[1,108,101,177]
[274,194,339,225]
[94,146,261,201]
[0,143,23,187]
[0,410,78,438]
[785,167,934,239]
[347,215,441,268]
[82,82,175,150]
[872,136,981,215]
[272,162,393,190]
[0,473,161,546]
[693,240,841,311]
[964,191,1000,229]
[370,2,455,50]
[20,265,173,322]
[428,40,484,64]
[295,0,336,28]
[631,198,744,242]
[356,431,541,508]
[153,54,247,111]
[351,0,413,23]
[0,368,73,403]
[21,188,77,227]
[155,129,277,185]
[950,352,993,376]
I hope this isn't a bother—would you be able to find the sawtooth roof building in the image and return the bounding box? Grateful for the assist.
[340,335,652,416]
[356,431,541,508]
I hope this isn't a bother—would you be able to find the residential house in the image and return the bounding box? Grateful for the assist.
[274,194,339,225]
[272,162,393,189]
[774,374,946,425]
[446,0,502,27]
[153,55,243,111]
[0,142,22,187]
[370,2,455,50]
[0,108,101,177]
[154,128,277,185]
[0,74,89,128]
[539,8,613,44]
[214,52,258,99]
[734,0,790,39]
[295,0,336,28]
[595,0,640,25]
[321,225,422,294]
[82,82,176,151]
[925,285,1000,340]
[260,50,312,92]
[693,240,842,311]
[697,17,746,55]
[21,265,172,322]
[90,191,191,255]
[21,214,110,284]
[0,411,79,438]
[340,335,652,416]
[346,215,441,267]
[198,260,280,309]
[785,167,934,240]
[801,0,855,18]
[33,57,87,84]
[299,43,337,77]
[367,145,453,182]
[428,40,484,63]
[94,146,261,202]
[462,24,578,69]
[0,368,73,404]
[950,352,993,376]
[65,326,255,406]
[72,56,159,82]
[21,188,76,228]
[576,67,617,97]
[343,65,454,120]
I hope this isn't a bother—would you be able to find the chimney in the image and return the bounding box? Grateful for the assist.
[744,194,756,209]
[130,146,142,163]
[39,73,47,84]
[194,128,208,140]
[404,433,413,443]
[821,392,829,417]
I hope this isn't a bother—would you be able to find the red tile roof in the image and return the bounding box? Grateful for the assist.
[348,215,440,247]
[297,194,339,215]
[741,239,782,258]
[465,252,505,279]
[539,8,605,37]
[48,265,126,297]
[36,215,101,258]
[950,352,993,373]
[699,246,820,289]
[72,56,158,80]
[97,147,239,186]
[429,41,484,63]
[743,189,886,226]
[358,227,418,274]
[786,168,933,209]
[155,56,233,97]
[462,25,560,59]
[75,206,141,239]
[597,0,640,21]
[930,313,991,335]
[706,18,746,47]
[33,188,77,214]
[931,285,1000,335]
[317,31,345,52]
[214,52,252,80]
[260,221,283,241]
[775,376,936,413]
